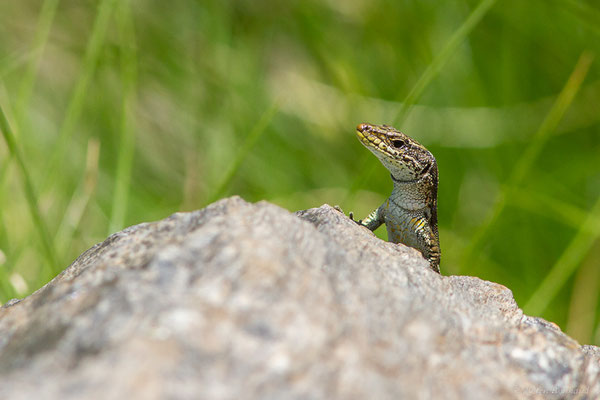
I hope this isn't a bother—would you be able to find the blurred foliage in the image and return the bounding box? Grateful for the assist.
[0,0,599,344]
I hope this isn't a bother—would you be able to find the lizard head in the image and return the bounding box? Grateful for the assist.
[356,123,437,182]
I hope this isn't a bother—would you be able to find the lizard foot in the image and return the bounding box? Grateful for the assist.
[348,212,363,225]
[333,206,363,225]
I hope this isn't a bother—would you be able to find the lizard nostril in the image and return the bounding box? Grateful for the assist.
[357,123,369,132]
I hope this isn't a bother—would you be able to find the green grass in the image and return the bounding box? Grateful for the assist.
[0,0,599,345]
[393,0,498,125]
[207,101,280,204]
[0,104,57,281]
[41,0,118,193]
[109,0,137,235]
[524,192,600,315]
[461,52,593,271]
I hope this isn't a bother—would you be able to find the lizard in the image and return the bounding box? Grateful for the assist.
[351,123,441,273]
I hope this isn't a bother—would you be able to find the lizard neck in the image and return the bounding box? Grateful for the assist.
[389,174,431,211]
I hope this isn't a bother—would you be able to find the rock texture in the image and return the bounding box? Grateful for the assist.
[0,196,598,399]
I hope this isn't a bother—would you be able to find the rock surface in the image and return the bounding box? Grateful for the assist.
[0,196,598,399]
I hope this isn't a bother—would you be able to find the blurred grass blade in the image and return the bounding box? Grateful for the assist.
[524,194,600,315]
[509,187,600,231]
[41,0,118,191]
[565,241,600,344]
[0,159,16,299]
[0,248,15,299]
[54,138,99,259]
[0,52,33,79]
[394,0,498,126]
[460,51,594,271]
[0,103,58,276]
[562,0,600,37]
[207,102,279,205]
[15,0,60,125]
[348,0,498,206]
[108,0,137,235]
[511,52,593,183]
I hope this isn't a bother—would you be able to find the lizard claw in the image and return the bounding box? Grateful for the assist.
[334,207,362,225]
[348,212,363,225]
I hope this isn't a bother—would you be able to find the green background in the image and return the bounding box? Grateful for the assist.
[0,0,599,345]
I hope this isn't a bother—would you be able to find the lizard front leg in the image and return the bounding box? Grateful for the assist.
[357,204,385,231]
[337,204,385,232]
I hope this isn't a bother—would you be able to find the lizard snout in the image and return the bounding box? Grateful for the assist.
[356,123,369,132]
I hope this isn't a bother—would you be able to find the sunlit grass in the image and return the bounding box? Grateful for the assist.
[15,0,60,127]
[0,103,57,280]
[41,0,118,194]
[54,138,100,261]
[207,102,280,205]
[108,0,137,235]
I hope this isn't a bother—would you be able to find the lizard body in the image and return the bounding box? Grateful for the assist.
[354,123,441,272]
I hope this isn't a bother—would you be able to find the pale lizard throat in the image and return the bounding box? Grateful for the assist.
[354,123,441,273]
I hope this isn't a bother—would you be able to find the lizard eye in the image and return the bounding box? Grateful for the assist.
[391,139,406,148]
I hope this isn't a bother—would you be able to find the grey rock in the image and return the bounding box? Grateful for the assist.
[0,196,597,399]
